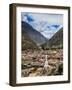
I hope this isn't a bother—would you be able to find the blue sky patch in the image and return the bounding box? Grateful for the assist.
[21,12,63,39]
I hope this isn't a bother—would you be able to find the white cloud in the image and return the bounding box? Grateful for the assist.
[41,25,62,39]
[22,13,63,24]
[21,12,63,39]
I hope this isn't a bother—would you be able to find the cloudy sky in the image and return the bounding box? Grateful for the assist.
[21,12,63,39]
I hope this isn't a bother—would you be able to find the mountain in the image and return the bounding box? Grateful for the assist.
[41,28,63,49]
[22,21,47,46]
[49,28,63,47]
[22,30,39,50]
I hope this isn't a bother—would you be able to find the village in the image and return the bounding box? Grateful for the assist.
[21,49,63,77]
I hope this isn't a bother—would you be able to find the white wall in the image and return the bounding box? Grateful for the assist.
[0,0,72,90]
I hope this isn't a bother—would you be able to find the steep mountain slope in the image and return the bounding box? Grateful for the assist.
[49,28,63,47]
[22,31,39,50]
[22,21,47,46]
[41,28,63,49]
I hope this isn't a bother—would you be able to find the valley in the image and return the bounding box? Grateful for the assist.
[21,21,63,77]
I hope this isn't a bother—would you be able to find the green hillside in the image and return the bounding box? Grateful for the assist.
[22,31,39,50]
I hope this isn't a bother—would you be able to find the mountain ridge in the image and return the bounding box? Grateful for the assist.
[41,28,63,49]
[22,21,48,46]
